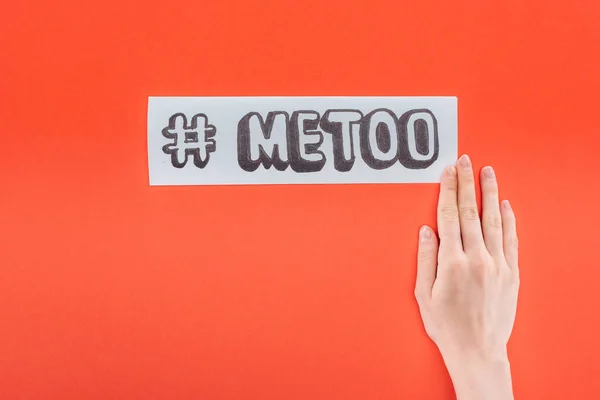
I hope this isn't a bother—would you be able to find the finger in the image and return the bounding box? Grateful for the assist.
[501,200,519,270]
[415,225,439,303]
[437,165,461,252]
[480,166,503,257]
[457,154,485,251]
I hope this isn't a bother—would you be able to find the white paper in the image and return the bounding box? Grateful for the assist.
[148,96,457,186]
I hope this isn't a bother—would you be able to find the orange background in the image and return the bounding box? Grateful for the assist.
[1,0,599,398]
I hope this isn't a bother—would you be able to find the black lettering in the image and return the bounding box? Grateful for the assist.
[397,109,439,169]
[237,111,290,172]
[320,109,363,172]
[359,109,399,169]
[289,111,326,173]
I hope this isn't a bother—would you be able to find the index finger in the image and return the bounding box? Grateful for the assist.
[437,165,462,252]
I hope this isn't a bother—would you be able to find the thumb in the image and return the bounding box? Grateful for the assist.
[415,225,439,304]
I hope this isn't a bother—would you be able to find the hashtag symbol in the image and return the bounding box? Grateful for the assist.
[162,113,216,169]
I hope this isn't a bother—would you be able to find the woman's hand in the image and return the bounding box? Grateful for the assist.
[415,155,519,400]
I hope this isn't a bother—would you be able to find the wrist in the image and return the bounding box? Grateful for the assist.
[440,343,509,369]
[440,346,513,400]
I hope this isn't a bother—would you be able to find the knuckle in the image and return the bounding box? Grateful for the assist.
[442,175,457,191]
[414,289,427,303]
[439,206,459,222]
[471,250,490,267]
[418,250,435,263]
[467,246,494,265]
[512,271,521,286]
[442,184,457,195]
[440,247,466,265]
[506,235,519,249]
[460,172,474,183]
[447,254,466,268]
[484,214,503,229]
[459,206,479,221]
[445,179,457,190]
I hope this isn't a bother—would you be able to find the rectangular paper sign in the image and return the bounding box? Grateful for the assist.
[148,96,457,185]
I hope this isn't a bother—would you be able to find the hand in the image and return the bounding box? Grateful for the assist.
[415,155,519,400]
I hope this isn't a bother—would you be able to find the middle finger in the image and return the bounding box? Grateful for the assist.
[457,154,485,251]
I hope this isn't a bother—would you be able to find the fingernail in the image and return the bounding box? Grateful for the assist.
[482,166,495,180]
[420,226,432,241]
[502,200,512,210]
[459,154,471,167]
[445,165,457,177]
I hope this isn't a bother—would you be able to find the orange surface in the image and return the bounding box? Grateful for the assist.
[1,0,599,398]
